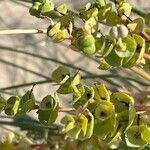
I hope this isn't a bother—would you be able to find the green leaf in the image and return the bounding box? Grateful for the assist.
[57,73,80,94]
[94,117,116,139]
[61,115,75,132]
[95,36,106,52]
[73,85,94,109]
[5,96,20,116]
[93,83,110,101]
[77,35,95,49]
[98,59,112,70]
[67,126,81,139]
[47,22,61,37]
[123,34,145,67]
[84,110,94,139]
[127,18,144,34]
[79,8,98,20]
[0,95,6,113]
[106,11,120,26]
[83,17,98,34]
[141,126,150,143]
[125,125,147,148]
[51,66,70,84]
[95,0,107,7]
[52,29,70,42]
[19,90,35,107]
[38,108,58,125]
[97,3,112,21]
[18,99,35,115]
[56,4,67,15]
[38,94,59,125]
[17,90,35,115]
[94,100,115,121]
[40,0,54,15]
[118,2,132,21]
[111,92,136,130]
[47,10,62,19]
[104,48,123,67]
[110,92,134,113]
[39,94,59,111]
[79,114,88,136]
[29,2,42,17]
[121,36,137,66]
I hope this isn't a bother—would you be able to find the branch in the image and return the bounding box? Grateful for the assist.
[135,105,150,112]
[59,107,75,112]
[143,53,150,60]
[0,29,47,35]
[130,66,150,81]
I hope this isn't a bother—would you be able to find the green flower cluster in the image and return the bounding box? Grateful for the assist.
[0,66,150,148]
[51,66,150,148]
[29,0,150,69]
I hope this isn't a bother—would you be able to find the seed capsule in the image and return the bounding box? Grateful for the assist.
[109,24,128,38]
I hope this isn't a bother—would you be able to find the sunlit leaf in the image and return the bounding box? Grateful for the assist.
[123,34,145,67]
[73,85,94,109]
[57,73,80,94]
[98,3,112,21]
[5,96,20,116]
[47,22,61,37]
[125,125,147,148]
[93,83,110,101]
[106,11,120,26]
[118,2,132,21]
[127,18,144,34]
[51,66,70,84]
[56,4,67,15]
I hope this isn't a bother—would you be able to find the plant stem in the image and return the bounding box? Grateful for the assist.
[135,105,150,112]
[143,53,150,60]
[0,29,47,35]
[130,66,150,81]
[59,107,75,112]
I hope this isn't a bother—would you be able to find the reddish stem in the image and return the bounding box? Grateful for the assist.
[143,53,150,60]
[30,144,47,150]
[140,32,150,42]
[135,105,150,112]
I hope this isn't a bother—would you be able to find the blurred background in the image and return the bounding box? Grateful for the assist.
[0,0,150,149]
